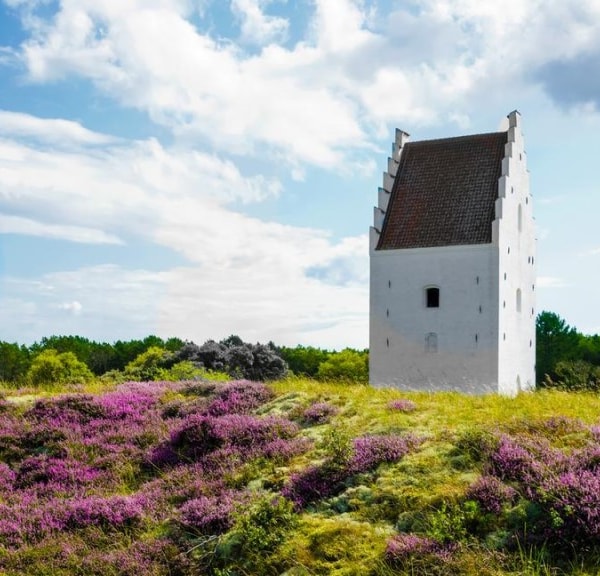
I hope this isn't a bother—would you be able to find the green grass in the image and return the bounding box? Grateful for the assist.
[263,378,600,576]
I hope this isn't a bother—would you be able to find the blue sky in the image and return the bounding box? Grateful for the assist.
[0,0,599,349]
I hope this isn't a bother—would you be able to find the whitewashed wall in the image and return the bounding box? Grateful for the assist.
[494,111,536,394]
[369,244,500,392]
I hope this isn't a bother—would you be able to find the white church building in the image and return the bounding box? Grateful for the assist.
[369,111,535,395]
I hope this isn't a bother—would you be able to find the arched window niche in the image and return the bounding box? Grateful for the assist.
[425,332,438,353]
[425,286,440,308]
[516,288,522,313]
[518,203,523,233]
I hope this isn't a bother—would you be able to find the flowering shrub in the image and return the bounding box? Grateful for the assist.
[385,533,455,566]
[282,433,421,509]
[97,383,166,421]
[302,402,339,424]
[465,475,517,514]
[179,492,238,534]
[387,399,417,412]
[170,413,299,459]
[206,380,274,416]
[65,495,145,530]
[15,455,100,490]
[27,394,105,425]
[488,434,550,486]
[466,420,600,553]
[350,434,420,474]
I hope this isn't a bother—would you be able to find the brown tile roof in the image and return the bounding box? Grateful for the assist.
[376,131,507,250]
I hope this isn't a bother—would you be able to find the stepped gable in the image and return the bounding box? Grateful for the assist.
[377,131,508,250]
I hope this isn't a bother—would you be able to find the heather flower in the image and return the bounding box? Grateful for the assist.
[65,495,145,530]
[260,437,313,462]
[302,402,339,424]
[16,455,100,490]
[171,413,299,459]
[179,493,237,534]
[0,515,23,548]
[466,475,517,513]
[80,539,190,576]
[590,425,600,442]
[387,399,417,412]
[488,435,545,485]
[349,434,421,474]
[385,533,456,565]
[535,469,600,544]
[0,462,16,493]
[27,395,105,425]
[97,388,160,422]
[283,433,420,509]
[282,463,342,509]
[206,380,274,416]
[0,416,25,463]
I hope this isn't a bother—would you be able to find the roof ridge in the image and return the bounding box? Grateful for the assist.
[405,131,505,146]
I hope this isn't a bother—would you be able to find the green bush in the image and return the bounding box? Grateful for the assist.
[316,349,368,383]
[123,346,172,381]
[542,360,600,392]
[215,495,297,574]
[27,349,93,386]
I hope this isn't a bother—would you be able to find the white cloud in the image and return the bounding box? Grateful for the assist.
[12,0,600,169]
[58,300,83,315]
[0,111,369,347]
[0,213,123,244]
[0,116,283,247]
[0,262,368,348]
[231,0,289,45]
[0,110,116,147]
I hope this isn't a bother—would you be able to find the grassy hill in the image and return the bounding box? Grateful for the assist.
[1,378,600,575]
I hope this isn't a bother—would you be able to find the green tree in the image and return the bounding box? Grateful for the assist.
[577,334,600,366]
[27,349,93,386]
[317,348,369,383]
[536,311,580,385]
[124,346,172,381]
[0,341,30,383]
[279,345,331,377]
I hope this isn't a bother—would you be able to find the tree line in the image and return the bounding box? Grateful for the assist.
[536,311,600,391]
[0,311,598,388]
[0,334,369,386]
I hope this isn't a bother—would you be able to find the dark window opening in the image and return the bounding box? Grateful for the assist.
[426,287,440,308]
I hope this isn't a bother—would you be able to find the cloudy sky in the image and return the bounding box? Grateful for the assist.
[0,0,599,349]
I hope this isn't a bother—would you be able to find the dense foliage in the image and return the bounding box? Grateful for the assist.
[0,335,377,387]
[0,335,288,386]
[536,311,600,389]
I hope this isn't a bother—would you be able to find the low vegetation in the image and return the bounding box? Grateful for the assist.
[2,376,600,575]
